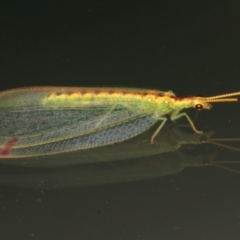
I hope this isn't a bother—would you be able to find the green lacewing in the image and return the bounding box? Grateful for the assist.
[0,86,239,158]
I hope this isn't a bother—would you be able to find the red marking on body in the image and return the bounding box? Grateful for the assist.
[0,137,18,156]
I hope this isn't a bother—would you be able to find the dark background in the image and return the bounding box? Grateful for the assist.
[1,1,240,240]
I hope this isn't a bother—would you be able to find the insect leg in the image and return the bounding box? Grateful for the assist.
[170,112,203,134]
[150,117,168,144]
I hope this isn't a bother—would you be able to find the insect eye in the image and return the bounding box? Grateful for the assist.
[195,104,203,110]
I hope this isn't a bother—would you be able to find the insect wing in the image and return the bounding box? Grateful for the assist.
[0,105,143,148]
[1,113,157,157]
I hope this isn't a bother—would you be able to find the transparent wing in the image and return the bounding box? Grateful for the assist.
[0,87,159,157]
[0,105,142,148]
[1,113,158,158]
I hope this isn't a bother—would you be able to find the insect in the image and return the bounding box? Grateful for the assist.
[0,86,239,158]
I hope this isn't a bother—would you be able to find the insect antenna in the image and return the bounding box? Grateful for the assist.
[210,161,240,174]
[204,92,240,103]
[203,136,240,173]
[201,135,240,174]
[203,136,240,152]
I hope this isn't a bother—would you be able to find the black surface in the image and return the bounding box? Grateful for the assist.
[1,1,240,240]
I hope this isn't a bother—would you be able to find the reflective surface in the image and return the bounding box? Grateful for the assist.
[1,125,240,188]
[1,1,240,239]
